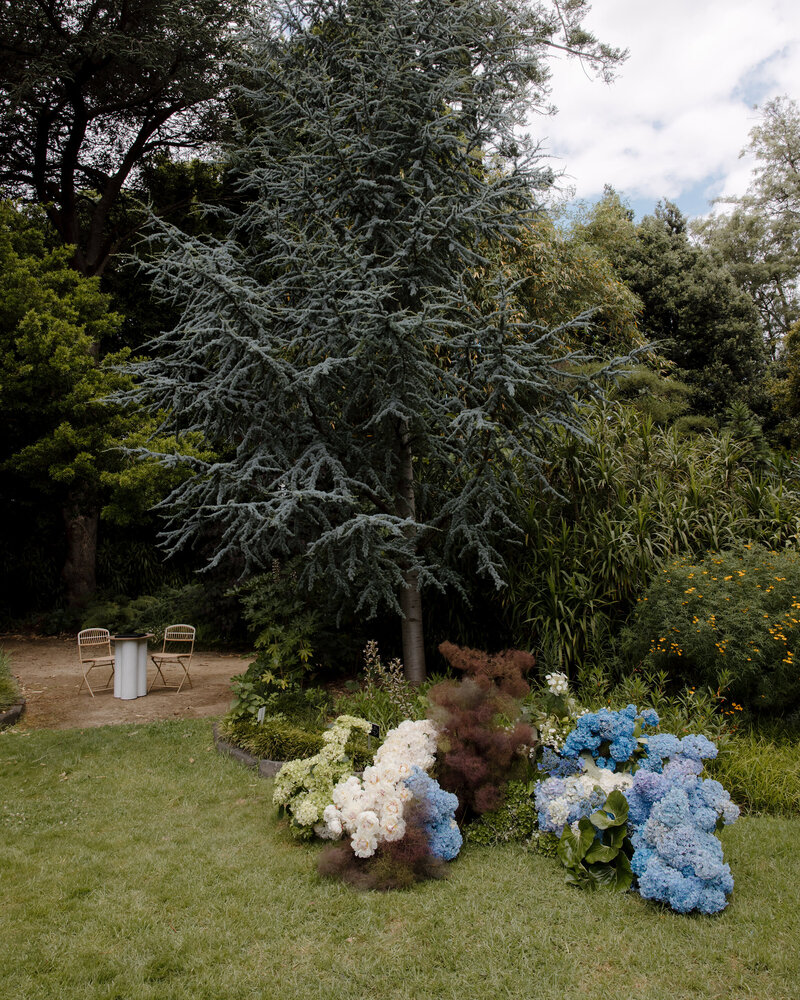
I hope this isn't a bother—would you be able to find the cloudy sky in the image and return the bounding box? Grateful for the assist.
[533,0,800,220]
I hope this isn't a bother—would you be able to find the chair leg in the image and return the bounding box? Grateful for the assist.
[78,670,95,697]
[148,658,167,692]
[175,662,193,694]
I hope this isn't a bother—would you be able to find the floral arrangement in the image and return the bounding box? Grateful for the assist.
[532,689,740,914]
[535,761,633,835]
[627,749,739,913]
[559,704,660,770]
[272,714,373,836]
[315,719,439,857]
[313,720,461,890]
[526,670,588,752]
[404,766,462,860]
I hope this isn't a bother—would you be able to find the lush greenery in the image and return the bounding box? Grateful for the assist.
[623,545,800,715]
[0,0,799,715]
[1,722,799,999]
[0,651,20,712]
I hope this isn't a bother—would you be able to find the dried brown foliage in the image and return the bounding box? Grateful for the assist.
[317,810,446,891]
[428,642,535,817]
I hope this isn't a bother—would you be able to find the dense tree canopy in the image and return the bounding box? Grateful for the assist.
[0,0,253,277]
[577,191,766,419]
[695,97,800,359]
[133,0,625,679]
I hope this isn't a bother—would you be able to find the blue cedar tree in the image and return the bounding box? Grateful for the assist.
[133,0,624,680]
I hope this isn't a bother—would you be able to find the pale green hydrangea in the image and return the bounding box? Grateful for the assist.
[273,715,372,836]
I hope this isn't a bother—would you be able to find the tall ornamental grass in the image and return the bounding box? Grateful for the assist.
[504,402,800,673]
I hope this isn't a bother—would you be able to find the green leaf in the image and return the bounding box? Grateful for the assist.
[584,842,619,864]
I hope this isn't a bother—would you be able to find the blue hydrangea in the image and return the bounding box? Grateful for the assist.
[538,746,584,778]
[624,754,739,914]
[639,733,719,773]
[560,705,659,770]
[403,767,462,861]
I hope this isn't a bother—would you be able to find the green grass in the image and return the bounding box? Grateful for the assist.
[708,730,800,816]
[0,650,20,711]
[1,721,799,1000]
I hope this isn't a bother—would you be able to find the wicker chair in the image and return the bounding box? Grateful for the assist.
[149,625,195,693]
[77,628,115,697]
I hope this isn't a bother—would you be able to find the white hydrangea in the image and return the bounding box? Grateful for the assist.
[317,719,439,857]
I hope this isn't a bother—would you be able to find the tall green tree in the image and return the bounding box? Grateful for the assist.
[695,97,800,360]
[0,2,255,604]
[578,191,766,419]
[0,201,126,605]
[0,0,253,279]
[134,0,624,681]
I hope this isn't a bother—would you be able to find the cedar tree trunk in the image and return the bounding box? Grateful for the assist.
[396,421,426,683]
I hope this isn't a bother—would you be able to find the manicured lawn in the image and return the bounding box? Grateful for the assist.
[1,721,799,1000]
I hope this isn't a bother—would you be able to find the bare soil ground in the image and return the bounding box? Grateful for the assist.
[1,634,253,730]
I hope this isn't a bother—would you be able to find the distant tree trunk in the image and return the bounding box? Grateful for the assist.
[397,421,426,683]
[61,499,98,608]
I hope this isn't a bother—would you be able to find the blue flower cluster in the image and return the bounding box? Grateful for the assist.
[538,746,584,778]
[560,705,660,771]
[638,732,718,772]
[404,767,463,861]
[625,756,740,914]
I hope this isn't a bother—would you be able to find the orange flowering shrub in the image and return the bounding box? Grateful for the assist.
[623,545,800,715]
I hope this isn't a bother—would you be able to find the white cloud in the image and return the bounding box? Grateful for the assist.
[529,0,800,214]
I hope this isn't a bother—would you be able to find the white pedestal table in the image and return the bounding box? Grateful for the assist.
[112,634,154,700]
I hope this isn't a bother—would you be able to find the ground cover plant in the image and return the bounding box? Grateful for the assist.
[0,650,20,711]
[2,720,800,1000]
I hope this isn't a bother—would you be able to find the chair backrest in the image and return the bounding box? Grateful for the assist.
[162,624,195,653]
[78,628,112,662]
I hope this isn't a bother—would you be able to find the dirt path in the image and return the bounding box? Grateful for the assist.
[1,635,254,730]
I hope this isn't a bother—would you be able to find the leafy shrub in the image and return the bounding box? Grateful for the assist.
[238,561,363,680]
[623,545,800,714]
[556,789,633,891]
[218,715,374,769]
[427,642,535,817]
[0,650,20,711]
[333,642,428,734]
[465,779,538,846]
[574,661,733,743]
[81,582,242,646]
[504,401,800,675]
[227,661,332,726]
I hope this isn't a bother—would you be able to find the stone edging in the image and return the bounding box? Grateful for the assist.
[0,701,26,729]
[212,723,285,778]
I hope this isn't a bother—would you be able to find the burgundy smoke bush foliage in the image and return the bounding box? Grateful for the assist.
[428,642,535,816]
[317,810,446,891]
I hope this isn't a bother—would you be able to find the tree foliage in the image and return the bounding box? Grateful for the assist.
[133,0,625,679]
[577,191,766,419]
[0,0,253,276]
[695,96,800,358]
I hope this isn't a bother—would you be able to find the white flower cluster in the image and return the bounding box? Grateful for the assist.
[315,719,438,858]
[545,671,569,696]
[540,767,634,833]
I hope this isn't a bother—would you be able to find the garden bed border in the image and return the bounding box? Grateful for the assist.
[212,723,284,777]
[0,701,26,729]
